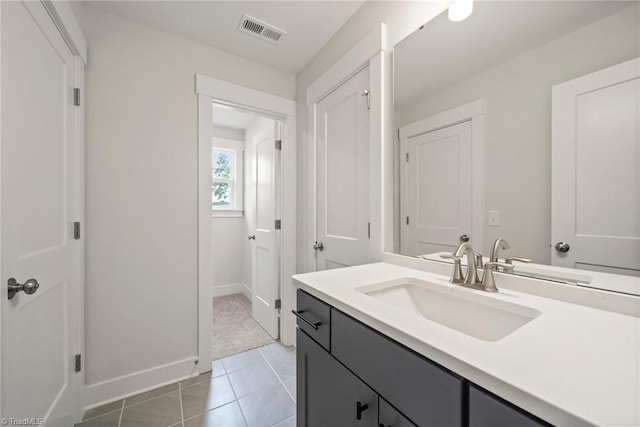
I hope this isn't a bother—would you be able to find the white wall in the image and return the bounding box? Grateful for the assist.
[212,218,245,286]
[213,125,244,141]
[396,5,640,263]
[74,4,294,406]
[294,1,448,273]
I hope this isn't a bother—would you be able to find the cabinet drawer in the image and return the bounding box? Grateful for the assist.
[295,289,331,351]
[469,385,550,427]
[332,309,464,427]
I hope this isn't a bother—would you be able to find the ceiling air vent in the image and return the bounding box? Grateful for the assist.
[237,14,287,44]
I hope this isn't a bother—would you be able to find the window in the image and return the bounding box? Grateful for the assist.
[212,138,244,217]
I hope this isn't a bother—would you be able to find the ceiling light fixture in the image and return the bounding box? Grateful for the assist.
[448,0,474,22]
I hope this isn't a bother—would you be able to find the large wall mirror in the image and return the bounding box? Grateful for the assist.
[393,1,639,279]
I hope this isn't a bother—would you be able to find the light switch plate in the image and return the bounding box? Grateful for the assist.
[488,210,500,226]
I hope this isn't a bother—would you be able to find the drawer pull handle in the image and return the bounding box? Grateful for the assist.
[291,310,321,330]
[356,401,369,420]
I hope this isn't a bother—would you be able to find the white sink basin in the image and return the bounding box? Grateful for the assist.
[357,278,541,341]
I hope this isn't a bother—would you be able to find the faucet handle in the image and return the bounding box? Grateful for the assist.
[505,257,531,265]
[484,261,514,272]
[481,262,514,292]
[440,254,463,283]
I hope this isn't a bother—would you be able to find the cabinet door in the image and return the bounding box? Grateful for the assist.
[297,329,378,427]
[332,309,464,426]
[379,398,416,427]
[469,385,550,427]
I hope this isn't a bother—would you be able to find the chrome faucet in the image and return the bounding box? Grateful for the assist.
[489,238,511,263]
[489,238,531,271]
[441,241,518,292]
[453,242,480,285]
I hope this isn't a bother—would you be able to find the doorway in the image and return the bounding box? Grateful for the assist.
[210,103,282,360]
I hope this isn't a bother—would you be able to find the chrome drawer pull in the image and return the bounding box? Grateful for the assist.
[291,310,321,330]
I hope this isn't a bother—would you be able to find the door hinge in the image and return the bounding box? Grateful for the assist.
[362,90,370,110]
[397,128,401,141]
[275,140,282,151]
[73,88,81,106]
[73,222,81,240]
[275,299,281,309]
[275,219,281,230]
[75,354,82,373]
[368,222,371,239]
[406,152,409,162]
[406,216,410,225]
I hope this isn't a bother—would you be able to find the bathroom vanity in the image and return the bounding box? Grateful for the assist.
[292,256,640,426]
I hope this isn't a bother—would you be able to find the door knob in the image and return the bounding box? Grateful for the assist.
[248,235,256,240]
[555,241,570,253]
[313,241,324,251]
[459,234,470,242]
[8,278,40,300]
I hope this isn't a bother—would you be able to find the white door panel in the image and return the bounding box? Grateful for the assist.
[552,58,640,275]
[316,67,370,270]
[251,123,279,339]
[405,121,472,256]
[2,1,80,424]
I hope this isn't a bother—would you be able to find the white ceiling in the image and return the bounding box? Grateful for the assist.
[395,1,634,108]
[212,104,258,130]
[80,0,365,74]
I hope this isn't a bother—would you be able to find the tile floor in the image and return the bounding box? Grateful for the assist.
[76,343,296,427]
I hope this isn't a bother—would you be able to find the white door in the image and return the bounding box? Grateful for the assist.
[316,67,370,270]
[403,121,472,256]
[251,123,279,338]
[1,1,81,425]
[552,57,640,276]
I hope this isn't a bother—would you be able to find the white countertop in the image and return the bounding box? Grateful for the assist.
[292,260,640,426]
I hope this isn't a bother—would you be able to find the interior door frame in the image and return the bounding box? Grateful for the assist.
[0,0,87,420]
[304,23,388,274]
[399,99,485,255]
[196,74,297,352]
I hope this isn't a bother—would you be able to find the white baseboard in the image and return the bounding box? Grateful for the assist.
[211,282,244,297]
[84,357,202,410]
[211,282,252,299]
[241,283,252,300]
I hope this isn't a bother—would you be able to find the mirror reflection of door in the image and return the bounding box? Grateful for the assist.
[552,58,640,277]
[402,121,472,256]
[393,2,639,271]
[315,66,370,270]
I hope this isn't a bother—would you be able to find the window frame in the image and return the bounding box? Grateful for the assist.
[212,137,244,218]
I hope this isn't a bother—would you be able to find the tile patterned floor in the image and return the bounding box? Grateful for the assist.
[76,343,296,427]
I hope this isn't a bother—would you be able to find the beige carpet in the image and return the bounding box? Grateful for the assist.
[212,293,275,360]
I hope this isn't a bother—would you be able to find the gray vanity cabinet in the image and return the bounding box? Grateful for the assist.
[469,385,549,427]
[297,329,378,426]
[379,398,416,427]
[332,309,463,426]
[295,289,550,427]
